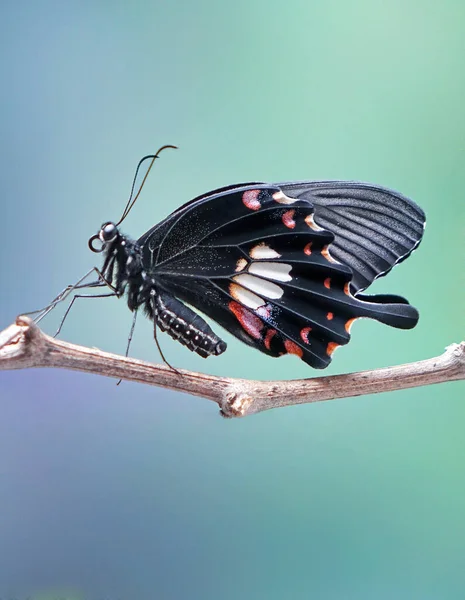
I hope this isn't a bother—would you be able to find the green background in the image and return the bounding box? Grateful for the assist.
[1,0,464,598]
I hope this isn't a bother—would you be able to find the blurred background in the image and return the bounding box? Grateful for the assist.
[1,0,464,598]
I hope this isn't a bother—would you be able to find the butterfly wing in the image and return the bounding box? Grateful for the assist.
[139,184,421,368]
[277,181,426,293]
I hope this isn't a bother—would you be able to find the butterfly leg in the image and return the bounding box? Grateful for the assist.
[124,309,138,358]
[116,310,139,385]
[25,267,116,325]
[152,321,182,375]
[24,268,97,322]
[53,291,116,338]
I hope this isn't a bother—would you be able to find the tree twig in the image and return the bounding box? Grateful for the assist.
[0,316,464,418]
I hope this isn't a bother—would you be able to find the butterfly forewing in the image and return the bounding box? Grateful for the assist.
[278,181,426,292]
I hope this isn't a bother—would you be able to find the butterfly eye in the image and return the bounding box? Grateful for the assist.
[100,222,118,242]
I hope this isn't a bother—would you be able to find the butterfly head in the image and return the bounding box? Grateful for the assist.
[88,222,120,253]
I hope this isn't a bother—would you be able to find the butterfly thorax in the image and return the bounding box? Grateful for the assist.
[100,231,152,312]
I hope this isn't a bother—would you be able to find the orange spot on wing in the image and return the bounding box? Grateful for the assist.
[242,189,261,211]
[321,245,337,263]
[300,327,312,344]
[264,328,276,350]
[345,318,357,333]
[326,342,340,356]
[304,242,312,255]
[284,339,304,358]
[327,312,334,320]
[324,277,331,289]
[344,282,351,296]
[282,209,296,229]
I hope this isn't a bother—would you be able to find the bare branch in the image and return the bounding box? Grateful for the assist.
[1,317,464,418]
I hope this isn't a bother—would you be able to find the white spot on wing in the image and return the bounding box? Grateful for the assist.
[233,274,284,299]
[249,262,292,282]
[272,191,297,205]
[235,258,247,272]
[229,282,265,309]
[249,243,281,259]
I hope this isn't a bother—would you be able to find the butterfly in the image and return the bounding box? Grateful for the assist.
[34,146,425,369]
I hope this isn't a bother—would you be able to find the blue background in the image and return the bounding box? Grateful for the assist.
[1,1,464,598]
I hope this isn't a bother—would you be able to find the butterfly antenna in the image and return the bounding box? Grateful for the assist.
[117,144,178,226]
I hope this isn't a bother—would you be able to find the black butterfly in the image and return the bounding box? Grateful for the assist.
[34,146,425,369]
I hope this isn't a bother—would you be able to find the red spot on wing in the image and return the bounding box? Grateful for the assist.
[304,242,312,255]
[284,339,303,358]
[300,327,312,344]
[229,301,264,339]
[344,282,351,296]
[324,277,331,289]
[242,189,261,211]
[282,209,296,229]
[327,312,334,320]
[326,342,339,356]
[264,328,276,350]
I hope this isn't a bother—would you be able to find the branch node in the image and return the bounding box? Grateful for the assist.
[0,316,39,363]
[220,390,254,418]
[449,341,465,359]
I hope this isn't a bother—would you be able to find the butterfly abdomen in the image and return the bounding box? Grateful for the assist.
[145,288,227,358]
